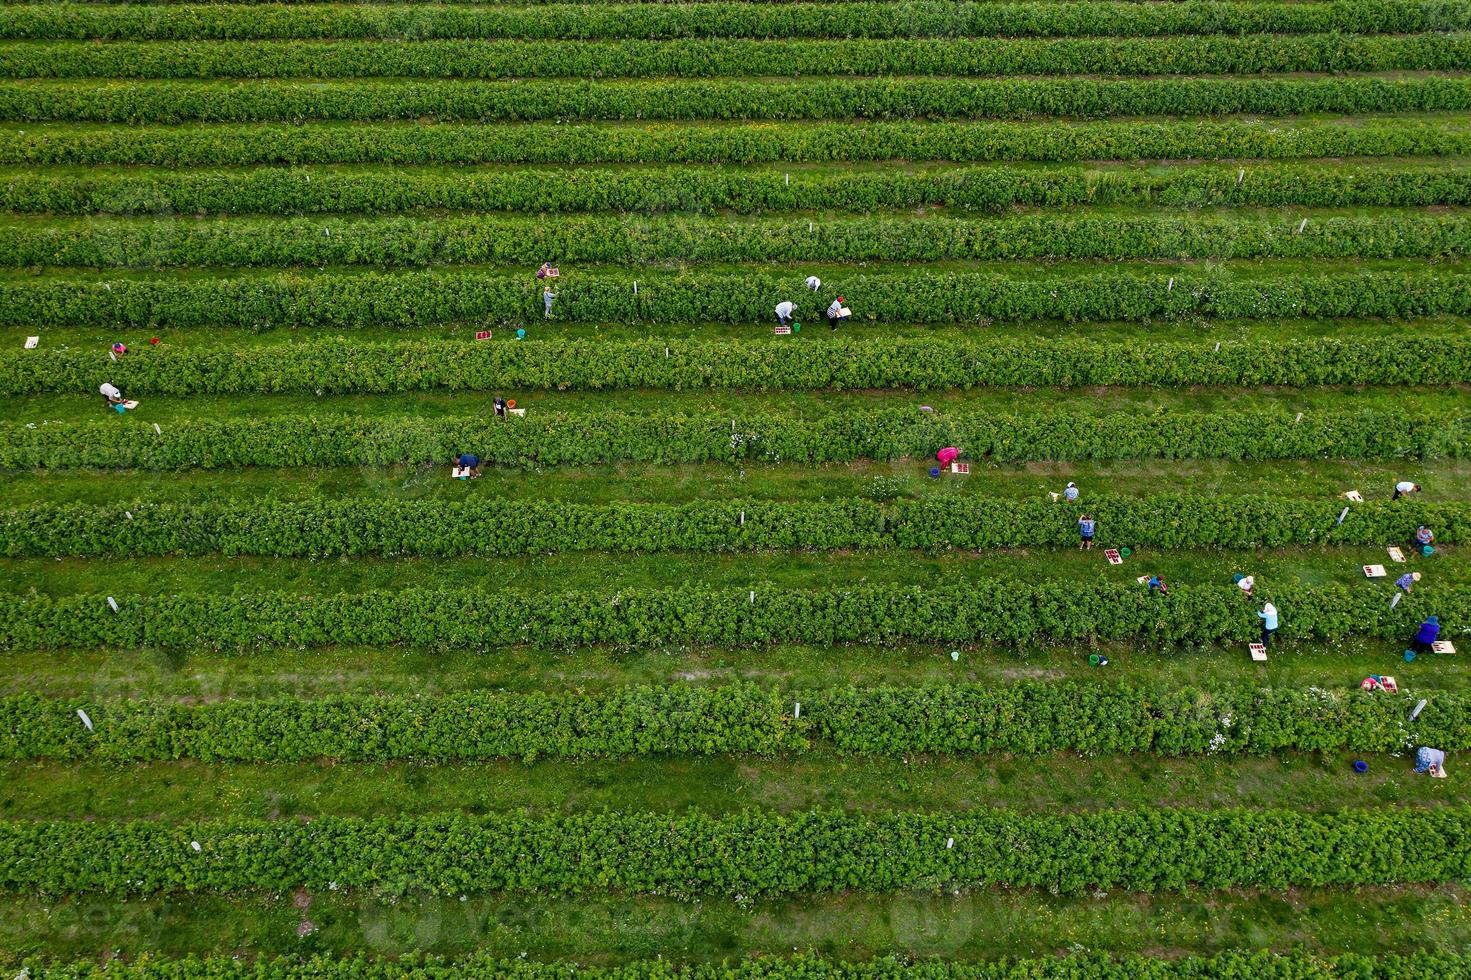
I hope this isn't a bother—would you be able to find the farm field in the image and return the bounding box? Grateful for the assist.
[0,0,1469,977]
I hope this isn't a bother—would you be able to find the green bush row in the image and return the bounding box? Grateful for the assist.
[10,212,1471,267]
[12,162,1471,215]
[1,496,1460,558]
[10,34,1468,79]
[11,118,1468,166]
[22,952,1471,980]
[3,1,1461,42]
[6,76,1469,124]
[5,266,1471,329]
[2,681,1465,761]
[5,407,1466,470]
[7,335,1469,395]
[1,583,1463,650]
[3,806,1469,896]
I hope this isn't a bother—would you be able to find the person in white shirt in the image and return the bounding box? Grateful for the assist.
[775,300,796,326]
[99,382,125,407]
[805,276,821,292]
[1236,574,1255,596]
[1393,480,1421,500]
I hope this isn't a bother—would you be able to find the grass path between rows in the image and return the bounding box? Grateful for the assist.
[2,459,1464,507]
[2,885,1468,963]
[4,544,1460,595]
[8,314,1471,348]
[2,750,1463,822]
[6,384,1467,424]
[9,640,1471,699]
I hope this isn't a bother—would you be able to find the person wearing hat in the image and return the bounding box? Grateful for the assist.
[1063,482,1079,503]
[1396,571,1423,594]
[1257,601,1279,647]
[826,296,850,330]
[1415,746,1448,778]
[775,299,796,327]
[805,276,821,292]
[99,381,126,409]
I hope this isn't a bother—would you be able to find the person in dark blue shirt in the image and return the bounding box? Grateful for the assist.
[456,453,481,479]
[1078,515,1096,550]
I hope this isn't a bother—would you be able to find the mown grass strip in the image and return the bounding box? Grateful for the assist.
[5,403,1467,469]
[3,1,1462,42]
[5,76,1470,124]
[10,335,1468,395]
[5,264,1471,329]
[12,161,1471,215]
[0,582,1460,650]
[3,682,1463,761]
[3,890,1468,963]
[7,211,1471,267]
[4,806,1470,896]
[0,458,1464,508]
[9,117,1469,166]
[0,496,1460,558]
[21,952,1471,980]
[5,749,1464,821]
[7,34,1469,79]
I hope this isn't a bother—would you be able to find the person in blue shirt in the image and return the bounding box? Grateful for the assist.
[1414,746,1447,778]
[1146,575,1168,595]
[1063,482,1079,503]
[1257,601,1279,647]
[1411,615,1440,655]
[1077,514,1095,550]
[455,452,481,479]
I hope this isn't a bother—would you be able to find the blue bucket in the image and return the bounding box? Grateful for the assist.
[929,467,941,478]
[1353,760,1369,774]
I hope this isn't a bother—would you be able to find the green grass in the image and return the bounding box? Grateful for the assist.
[3,885,1469,963]
[6,383,1467,424]
[2,458,1465,507]
[12,635,1471,699]
[1,543,1461,596]
[8,313,1468,347]
[2,750,1463,823]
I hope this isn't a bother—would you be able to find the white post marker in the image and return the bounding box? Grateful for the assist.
[1390,592,1402,609]
[1411,699,1428,721]
[76,709,94,732]
[1295,412,1303,422]
[1167,277,1175,292]
[740,511,746,526]
[191,840,203,852]
[124,511,133,520]
[1297,218,1308,234]
[1214,341,1221,352]
[1337,506,1350,526]
[664,346,670,358]
[106,596,119,613]
[633,280,638,295]
[946,838,954,849]
[749,590,755,604]
[152,423,162,435]
[109,351,116,362]
[794,702,801,719]
[785,173,790,187]
[1237,169,1245,186]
